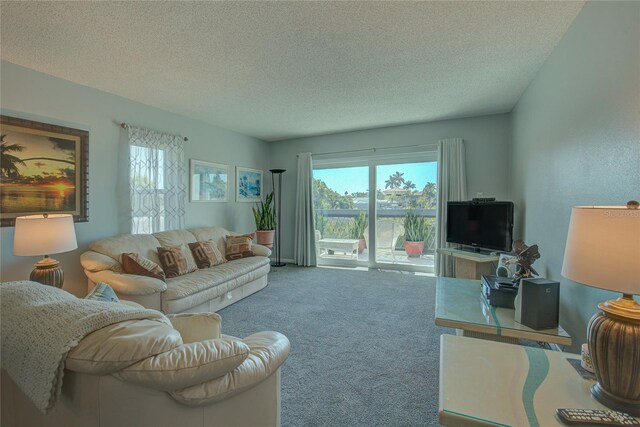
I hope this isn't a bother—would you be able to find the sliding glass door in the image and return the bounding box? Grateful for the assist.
[313,154,437,273]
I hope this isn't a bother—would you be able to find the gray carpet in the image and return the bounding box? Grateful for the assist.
[218,265,452,427]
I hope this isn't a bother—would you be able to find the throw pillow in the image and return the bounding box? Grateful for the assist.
[188,240,226,269]
[225,233,255,261]
[85,282,119,303]
[157,244,198,278]
[121,253,166,281]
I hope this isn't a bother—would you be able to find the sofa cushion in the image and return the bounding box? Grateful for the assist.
[163,256,270,302]
[168,313,221,343]
[153,229,198,248]
[113,338,250,391]
[65,319,182,375]
[225,233,255,261]
[188,241,226,269]
[121,253,166,281]
[170,331,290,406]
[89,234,162,266]
[158,244,198,278]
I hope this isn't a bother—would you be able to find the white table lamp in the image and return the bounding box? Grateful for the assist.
[13,213,78,288]
[562,202,640,415]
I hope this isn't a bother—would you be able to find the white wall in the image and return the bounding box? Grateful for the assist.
[0,61,270,296]
[269,113,512,261]
[510,1,639,351]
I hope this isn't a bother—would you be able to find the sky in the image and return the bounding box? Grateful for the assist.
[314,162,437,194]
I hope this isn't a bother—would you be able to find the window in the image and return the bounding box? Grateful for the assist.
[127,126,185,234]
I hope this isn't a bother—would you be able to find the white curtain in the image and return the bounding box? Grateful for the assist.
[435,138,467,276]
[293,152,317,266]
[127,126,186,234]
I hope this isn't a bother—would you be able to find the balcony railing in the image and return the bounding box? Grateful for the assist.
[314,208,437,253]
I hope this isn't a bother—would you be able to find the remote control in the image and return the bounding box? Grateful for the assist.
[556,408,640,425]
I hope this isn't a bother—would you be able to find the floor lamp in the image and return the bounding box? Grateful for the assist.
[270,169,286,267]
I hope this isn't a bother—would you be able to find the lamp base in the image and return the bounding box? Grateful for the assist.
[30,256,64,288]
[592,383,640,417]
[270,262,286,267]
[588,294,640,416]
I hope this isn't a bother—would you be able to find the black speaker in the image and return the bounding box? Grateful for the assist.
[514,278,559,330]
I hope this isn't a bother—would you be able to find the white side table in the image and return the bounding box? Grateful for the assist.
[439,335,639,426]
[317,238,359,259]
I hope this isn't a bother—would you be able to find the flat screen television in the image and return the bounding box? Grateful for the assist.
[446,201,514,252]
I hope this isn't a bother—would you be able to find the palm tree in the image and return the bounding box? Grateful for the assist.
[420,182,438,208]
[384,171,405,189]
[403,180,416,191]
[0,135,26,180]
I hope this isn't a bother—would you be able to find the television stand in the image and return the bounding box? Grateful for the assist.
[436,248,500,279]
[459,247,494,255]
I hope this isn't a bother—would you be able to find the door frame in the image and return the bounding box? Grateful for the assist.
[313,151,437,273]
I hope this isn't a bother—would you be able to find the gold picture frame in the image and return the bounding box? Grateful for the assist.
[0,115,89,226]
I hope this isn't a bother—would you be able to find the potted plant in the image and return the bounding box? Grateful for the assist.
[252,192,276,248]
[350,210,368,254]
[403,210,428,257]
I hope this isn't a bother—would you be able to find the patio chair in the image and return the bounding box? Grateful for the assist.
[315,229,322,257]
[364,220,405,263]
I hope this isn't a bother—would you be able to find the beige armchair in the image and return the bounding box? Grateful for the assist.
[2,309,290,427]
[364,220,405,262]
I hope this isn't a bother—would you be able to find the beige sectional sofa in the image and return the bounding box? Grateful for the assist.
[80,226,271,313]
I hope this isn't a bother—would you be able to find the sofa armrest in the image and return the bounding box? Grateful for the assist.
[81,251,121,272]
[169,331,290,406]
[113,338,249,391]
[167,313,221,343]
[119,300,146,309]
[252,244,272,257]
[85,270,167,296]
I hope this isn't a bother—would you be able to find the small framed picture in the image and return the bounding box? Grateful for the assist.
[0,115,89,226]
[189,159,228,202]
[236,166,263,202]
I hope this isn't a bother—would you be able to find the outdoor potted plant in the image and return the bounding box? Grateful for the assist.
[403,210,428,257]
[252,192,276,248]
[350,210,368,254]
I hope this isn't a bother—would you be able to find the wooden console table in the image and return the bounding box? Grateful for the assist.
[436,247,499,279]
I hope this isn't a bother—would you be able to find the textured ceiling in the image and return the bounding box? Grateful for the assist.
[0,1,584,141]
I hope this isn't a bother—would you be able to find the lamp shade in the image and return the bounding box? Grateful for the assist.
[561,206,640,295]
[13,214,78,256]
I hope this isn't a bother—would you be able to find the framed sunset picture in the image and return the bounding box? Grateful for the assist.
[236,166,263,202]
[0,115,89,226]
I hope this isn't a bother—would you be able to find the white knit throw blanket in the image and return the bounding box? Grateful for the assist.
[0,281,170,414]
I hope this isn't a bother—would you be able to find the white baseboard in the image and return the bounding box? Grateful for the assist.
[269,258,296,264]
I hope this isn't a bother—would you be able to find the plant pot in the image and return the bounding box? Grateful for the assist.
[404,241,425,258]
[358,239,366,254]
[256,230,275,248]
